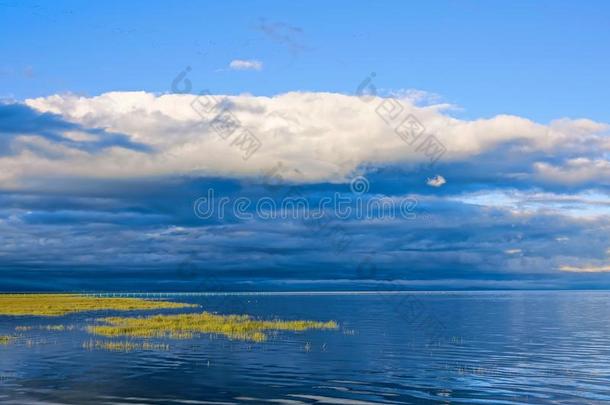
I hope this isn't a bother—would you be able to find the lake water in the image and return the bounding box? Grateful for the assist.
[1,291,610,404]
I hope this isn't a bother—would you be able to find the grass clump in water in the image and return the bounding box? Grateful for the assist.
[0,336,12,345]
[0,294,195,316]
[88,312,338,342]
[82,339,169,352]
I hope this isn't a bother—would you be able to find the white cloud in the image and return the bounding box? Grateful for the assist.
[535,158,610,185]
[451,190,610,218]
[0,90,603,189]
[426,175,446,187]
[560,264,610,273]
[229,59,263,71]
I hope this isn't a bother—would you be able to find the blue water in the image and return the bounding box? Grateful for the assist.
[1,291,610,404]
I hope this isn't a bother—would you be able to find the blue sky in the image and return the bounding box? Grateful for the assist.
[3,0,610,122]
[1,1,610,291]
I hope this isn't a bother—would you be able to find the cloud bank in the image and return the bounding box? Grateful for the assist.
[1,90,604,188]
[1,91,610,290]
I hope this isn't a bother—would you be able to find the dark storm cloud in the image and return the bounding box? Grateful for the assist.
[1,173,610,291]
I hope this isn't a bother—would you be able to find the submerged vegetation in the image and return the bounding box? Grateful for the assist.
[0,294,195,316]
[88,312,339,342]
[15,325,76,332]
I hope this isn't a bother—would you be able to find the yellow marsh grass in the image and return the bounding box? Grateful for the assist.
[0,294,195,316]
[88,312,338,342]
[82,340,169,352]
[0,336,11,345]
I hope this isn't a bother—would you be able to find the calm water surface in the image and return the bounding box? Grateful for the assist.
[1,291,610,404]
